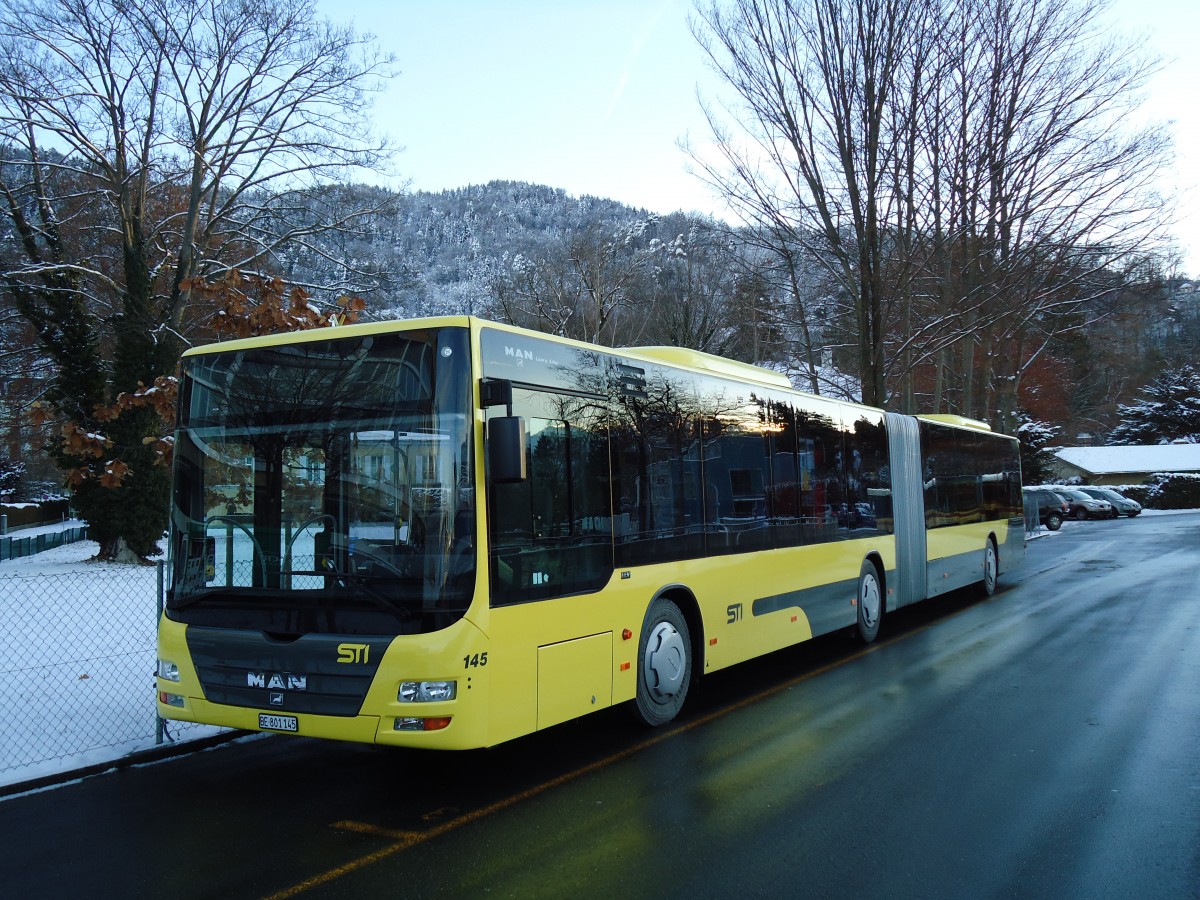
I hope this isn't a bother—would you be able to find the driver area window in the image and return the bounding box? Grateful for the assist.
[488,392,613,605]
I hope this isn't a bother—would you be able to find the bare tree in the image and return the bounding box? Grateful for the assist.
[0,0,397,558]
[945,0,1170,432]
[488,221,660,347]
[691,0,927,406]
[640,219,741,354]
[878,0,1171,430]
[1,0,396,345]
[729,224,846,394]
[691,0,1172,430]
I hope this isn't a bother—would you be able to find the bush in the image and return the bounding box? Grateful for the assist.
[1111,473,1200,510]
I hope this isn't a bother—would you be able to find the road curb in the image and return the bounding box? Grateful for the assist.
[0,730,249,799]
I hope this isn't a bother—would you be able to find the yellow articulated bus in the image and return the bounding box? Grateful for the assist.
[157,316,1024,748]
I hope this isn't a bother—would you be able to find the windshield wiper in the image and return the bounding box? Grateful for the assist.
[325,570,418,620]
[169,570,423,622]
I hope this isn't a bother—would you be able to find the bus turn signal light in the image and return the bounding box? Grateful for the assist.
[395,717,452,732]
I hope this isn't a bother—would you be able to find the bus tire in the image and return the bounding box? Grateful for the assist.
[855,559,883,644]
[632,599,692,727]
[982,537,998,597]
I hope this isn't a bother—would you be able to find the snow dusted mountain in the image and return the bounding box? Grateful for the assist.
[278,180,669,318]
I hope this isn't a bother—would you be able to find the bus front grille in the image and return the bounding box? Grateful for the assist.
[185,627,392,717]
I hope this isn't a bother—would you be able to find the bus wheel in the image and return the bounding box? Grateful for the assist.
[982,538,998,597]
[633,599,692,727]
[855,560,883,644]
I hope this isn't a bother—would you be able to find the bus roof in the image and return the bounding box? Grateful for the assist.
[917,414,993,432]
[182,316,795,390]
[619,345,792,389]
[179,317,1018,437]
[179,315,472,357]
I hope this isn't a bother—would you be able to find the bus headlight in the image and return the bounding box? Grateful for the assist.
[158,659,181,682]
[398,680,457,702]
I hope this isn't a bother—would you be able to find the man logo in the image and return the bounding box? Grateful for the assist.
[504,345,533,361]
[270,693,284,707]
[337,643,370,664]
[246,672,307,691]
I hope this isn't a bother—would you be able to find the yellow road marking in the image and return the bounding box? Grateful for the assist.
[329,820,423,843]
[264,616,949,899]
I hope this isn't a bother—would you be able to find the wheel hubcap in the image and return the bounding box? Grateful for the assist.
[860,574,881,628]
[643,622,686,701]
[985,545,996,589]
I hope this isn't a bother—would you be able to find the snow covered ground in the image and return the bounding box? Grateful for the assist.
[1,517,85,541]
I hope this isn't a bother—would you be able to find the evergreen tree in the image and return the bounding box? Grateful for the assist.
[1108,365,1200,445]
[1017,417,1061,485]
[0,459,24,497]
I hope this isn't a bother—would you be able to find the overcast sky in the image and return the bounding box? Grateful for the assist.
[319,0,1200,276]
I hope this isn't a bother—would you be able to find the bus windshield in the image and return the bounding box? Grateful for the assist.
[166,327,474,636]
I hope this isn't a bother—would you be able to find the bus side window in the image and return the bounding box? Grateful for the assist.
[843,411,890,536]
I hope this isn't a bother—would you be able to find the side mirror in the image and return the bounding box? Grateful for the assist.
[488,416,527,483]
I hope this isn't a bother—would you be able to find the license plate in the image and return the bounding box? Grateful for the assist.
[258,713,298,732]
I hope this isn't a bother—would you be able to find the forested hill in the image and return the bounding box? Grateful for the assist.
[288,180,673,320]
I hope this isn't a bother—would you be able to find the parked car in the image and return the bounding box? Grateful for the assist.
[1055,488,1112,520]
[1024,488,1071,531]
[1077,486,1142,518]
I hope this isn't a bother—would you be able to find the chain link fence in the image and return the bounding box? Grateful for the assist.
[0,561,224,785]
[1023,495,1043,534]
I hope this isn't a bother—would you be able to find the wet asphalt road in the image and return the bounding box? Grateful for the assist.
[2,513,1198,899]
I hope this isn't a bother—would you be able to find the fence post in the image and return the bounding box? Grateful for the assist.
[156,560,165,746]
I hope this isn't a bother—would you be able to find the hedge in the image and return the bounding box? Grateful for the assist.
[1110,473,1200,510]
[0,499,71,530]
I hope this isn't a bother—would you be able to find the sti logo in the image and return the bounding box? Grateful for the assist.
[246,672,307,691]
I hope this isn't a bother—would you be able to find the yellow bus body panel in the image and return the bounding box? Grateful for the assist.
[158,613,499,750]
[925,519,1005,560]
[924,520,1009,597]
[479,533,895,746]
[161,530,899,749]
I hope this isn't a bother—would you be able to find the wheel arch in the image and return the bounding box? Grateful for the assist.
[863,551,888,611]
[648,583,704,684]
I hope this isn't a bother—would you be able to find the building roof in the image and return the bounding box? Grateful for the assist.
[1054,444,1200,476]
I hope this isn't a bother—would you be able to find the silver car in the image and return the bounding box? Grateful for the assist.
[1078,486,1142,518]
